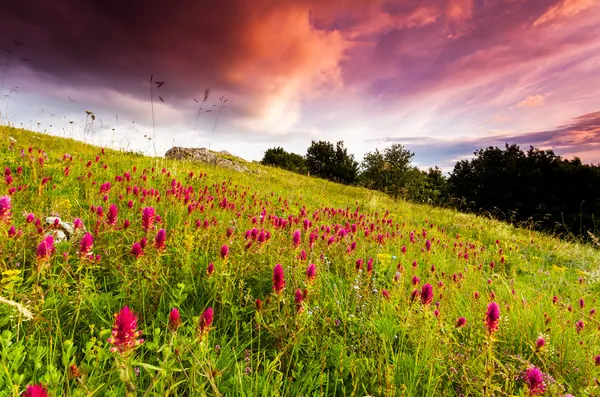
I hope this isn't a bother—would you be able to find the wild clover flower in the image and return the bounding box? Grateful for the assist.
[523,366,546,395]
[131,242,144,259]
[24,384,48,397]
[295,289,304,313]
[272,264,285,294]
[292,230,301,248]
[141,207,155,232]
[420,283,433,305]
[456,317,467,328]
[207,262,215,276]
[36,236,55,262]
[485,302,500,334]
[155,229,166,251]
[199,307,214,337]
[169,308,181,330]
[306,263,316,282]
[107,306,144,354]
[220,244,229,259]
[106,204,118,226]
[79,232,93,256]
[0,196,11,222]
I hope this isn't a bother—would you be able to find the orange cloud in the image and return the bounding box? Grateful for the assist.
[516,95,546,108]
[533,0,600,26]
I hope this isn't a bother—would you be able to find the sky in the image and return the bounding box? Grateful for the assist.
[1,0,599,170]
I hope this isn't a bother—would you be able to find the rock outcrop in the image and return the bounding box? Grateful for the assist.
[164,147,249,173]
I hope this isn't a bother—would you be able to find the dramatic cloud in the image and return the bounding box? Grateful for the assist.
[0,0,599,166]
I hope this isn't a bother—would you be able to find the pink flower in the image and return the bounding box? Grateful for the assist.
[485,302,500,334]
[523,366,546,395]
[576,320,584,333]
[23,384,48,397]
[420,284,433,305]
[73,218,84,229]
[106,204,118,226]
[306,263,316,282]
[207,262,215,276]
[594,355,600,366]
[155,229,167,251]
[36,236,55,261]
[412,275,420,286]
[382,289,390,300]
[220,244,229,259]
[292,230,301,248]
[295,289,304,313]
[131,243,144,258]
[199,307,214,336]
[107,306,144,354]
[141,207,155,232]
[0,196,11,222]
[536,337,545,351]
[79,232,94,256]
[272,264,285,294]
[169,308,181,330]
[456,317,467,328]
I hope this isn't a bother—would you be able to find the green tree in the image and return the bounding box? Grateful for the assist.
[261,147,307,174]
[359,144,415,198]
[306,140,358,184]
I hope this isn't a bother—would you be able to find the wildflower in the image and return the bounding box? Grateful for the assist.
[169,308,182,330]
[79,232,94,256]
[155,229,166,251]
[131,243,144,259]
[141,207,155,232]
[36,236,55,261]
[107,306,144,354]
[199,307,214,336]
[576,320,584,333]
[106,204,118,226]
[523,366,546,395]
[272,264,285,294]
[456,317,467,328]
[410,289,420,302]
[485,302,500,334]
[0,196,11,222]
[420,283,433,305]
[139,237,147,249]
[220,244,229,259]
[536,337,545,351]
[295,289,304,313]
[123,219,130,229]
[306,263,316,282]
[579,298,585,309]
[206,262,215,276]
[434,309,440,317]
[412,275,420,286]
[8,225,16,237]
[292,230,301,248]
[594,355,600,366]
[23,384,48,397]
[73,218,84,229]
[382,289,390,300]
[474,291,480,300]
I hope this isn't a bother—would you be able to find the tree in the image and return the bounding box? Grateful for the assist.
[305,140,359,184]
[261,147,307,174]
[359,144,415,198]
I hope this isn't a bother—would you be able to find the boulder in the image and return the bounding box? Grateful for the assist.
[164,147,249,173]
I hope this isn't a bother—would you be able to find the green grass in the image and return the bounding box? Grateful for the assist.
[1,125,599,396]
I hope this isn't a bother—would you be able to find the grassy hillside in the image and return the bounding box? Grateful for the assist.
[1,125,599,396]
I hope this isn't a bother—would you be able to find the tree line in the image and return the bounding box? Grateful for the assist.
[262,141,600,239]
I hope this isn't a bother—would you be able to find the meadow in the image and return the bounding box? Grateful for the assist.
[0,125,599,396]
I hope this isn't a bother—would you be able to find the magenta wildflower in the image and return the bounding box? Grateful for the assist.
[106,204,118,226]
[207,262,215,276]
[131,242,144,258]
[295,289,304,313]
[36,236,55,262]
[220,244,229,259]
[456,317,467,328]
[524,366,546,395]
[292,230,301,248]
[485,302,500,334]
[576,320,584,333]
[79,232,94,256]
[199,307,214,336]
[141,207,156,232]
[169,308,182,330]
[594,355,600,366]
[23,384,48,397]
[536,337,546,351]
[155,229,167,251]
[420,283,433,305]
[0,196,11,222]
[107,306,144,354]
[73,218,84,229]
[306,263,316,282]
[412,275,420,286]
[272,264,285,294]
[382,289,390,300]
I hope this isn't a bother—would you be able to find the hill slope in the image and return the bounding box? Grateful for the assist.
[1,126,599,396]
